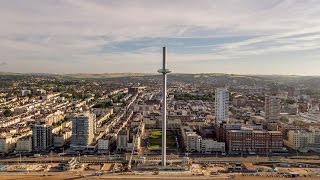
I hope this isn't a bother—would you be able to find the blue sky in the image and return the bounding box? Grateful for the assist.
[0,0,320,75]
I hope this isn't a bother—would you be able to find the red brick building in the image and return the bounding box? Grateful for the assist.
[226,128,283,154]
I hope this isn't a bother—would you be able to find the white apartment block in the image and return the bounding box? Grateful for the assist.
[200,139,225,153]
[215,88,229,124]
[70,113,96,149]
[185,131,225,153]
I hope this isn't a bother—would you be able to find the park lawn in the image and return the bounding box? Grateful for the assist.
[149,130,176,150]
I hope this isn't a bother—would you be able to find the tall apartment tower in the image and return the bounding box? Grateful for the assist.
[116,129,128,152]
[71,113,95,149]
[215,88,229,124]
[32,124,52,152]
[265,95,281,130]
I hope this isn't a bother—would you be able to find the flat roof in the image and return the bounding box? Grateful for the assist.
[101,163,114,171]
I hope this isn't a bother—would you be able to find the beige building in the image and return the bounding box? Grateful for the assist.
[286,127,320,152]
[0,136,15,153]
[287,130,308,150]
[184,131,225,153]
[15,136,32,152]
[53,130,72,147]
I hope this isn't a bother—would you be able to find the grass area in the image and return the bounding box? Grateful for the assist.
[149,130,176,150]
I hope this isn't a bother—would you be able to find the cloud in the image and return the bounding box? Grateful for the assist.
[0,62,7,66]
[0,0,319,73]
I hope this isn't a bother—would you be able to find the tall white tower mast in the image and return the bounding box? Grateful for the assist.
[158,47,171,167]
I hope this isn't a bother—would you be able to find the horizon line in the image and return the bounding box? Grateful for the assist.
[1,71,320,77]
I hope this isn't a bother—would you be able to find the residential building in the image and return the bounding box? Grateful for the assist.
[116,129,128,152]
[97,134,115,153]
[265,95,281,130]
[15,136,32,152]
[286,103,298,115]
[286,127,320,152]
[0,136,15,153]
[200,139,225,153]
[70,113,96,149]
[53,129,71,147]
[287,130,309,150]
[232,98,246,108]
[32,124,52,152]
[184,131,225,153]
[98,138,110,152]
[215,88,229,124]
[185,132,201,152]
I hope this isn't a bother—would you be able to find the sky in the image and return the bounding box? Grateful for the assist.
[0,0,320,75]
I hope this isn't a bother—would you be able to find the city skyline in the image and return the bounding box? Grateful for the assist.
[0,0,320,75]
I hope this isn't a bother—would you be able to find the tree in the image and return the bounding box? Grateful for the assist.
[293,120,305,126]
[3,109,13,117]
[286,99,296,104]
[280,116,289,123]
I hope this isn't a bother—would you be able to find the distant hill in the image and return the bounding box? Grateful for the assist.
[0,72,21,75]
[0,72,320,83]
[62,73,155,79]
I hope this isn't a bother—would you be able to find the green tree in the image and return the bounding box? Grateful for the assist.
[3,109,13,117]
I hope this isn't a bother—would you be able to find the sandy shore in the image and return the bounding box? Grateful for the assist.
[0,174,319,180]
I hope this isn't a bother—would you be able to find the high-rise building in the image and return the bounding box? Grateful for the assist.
[265,95,281,129]
[70,113,95,149]
[215,88,229,124]
[32,124,52,151]
[116,129,128,152]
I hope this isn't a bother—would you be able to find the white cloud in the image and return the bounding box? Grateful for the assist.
[0,0,319,73]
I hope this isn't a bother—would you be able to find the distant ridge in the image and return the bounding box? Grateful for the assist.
[62,73,156,79]
[0,71,319,79]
